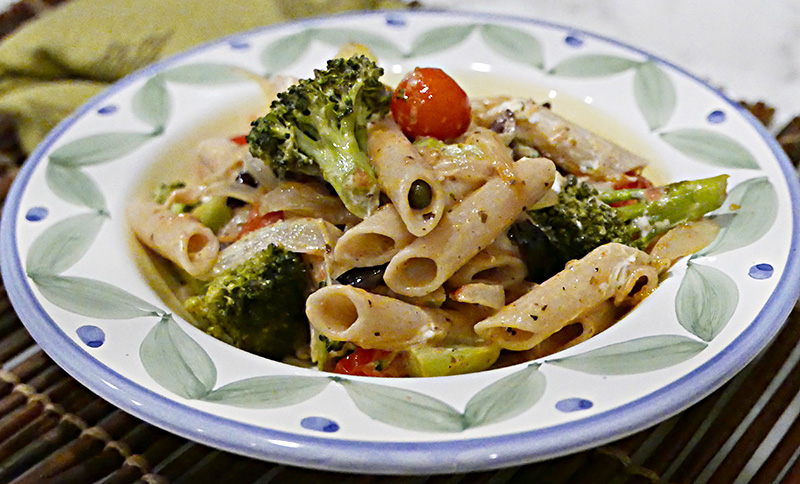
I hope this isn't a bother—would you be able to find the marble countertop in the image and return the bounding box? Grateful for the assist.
[425,0,800,130]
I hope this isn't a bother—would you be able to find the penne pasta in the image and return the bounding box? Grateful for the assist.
[384,156,555,297]
[330,203,415,277]
[306,285,449,350]
[472,97,648,182]
[450,283,507,310]
[446,234,528,290]
[473,243,659,351]
[367,117,447,236]
[127,201,219,279]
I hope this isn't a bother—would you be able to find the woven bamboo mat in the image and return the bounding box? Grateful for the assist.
[0,282,799,483]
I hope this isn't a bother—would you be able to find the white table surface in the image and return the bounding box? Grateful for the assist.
[425,0,800,131]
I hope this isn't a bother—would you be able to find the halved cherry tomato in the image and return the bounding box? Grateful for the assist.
[236,205,283,240]
[334,347,403,377]
[390,67,471,141]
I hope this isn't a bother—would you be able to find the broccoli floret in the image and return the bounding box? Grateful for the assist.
[511,174,728,280]
[247,55,391,218]
[184,245,310,360]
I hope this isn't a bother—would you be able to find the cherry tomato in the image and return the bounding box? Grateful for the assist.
[390,67,471,141]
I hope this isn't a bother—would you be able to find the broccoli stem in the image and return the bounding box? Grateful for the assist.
[601,175,728,246]
[295,114,380,218]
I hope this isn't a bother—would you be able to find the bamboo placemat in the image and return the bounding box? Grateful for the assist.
[3,2,800,483]
[0,282,799,483]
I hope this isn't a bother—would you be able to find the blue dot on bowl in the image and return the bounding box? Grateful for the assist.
[77,325,105,348]
[707,110,726,124]
[25,207,49,221]
[565,35,584,47]
[301,416,340,433]
[749,263,774,280]
[556,398,593,412]
[229,39,250,50]
[97,105,118,115]
[385,13,406,27]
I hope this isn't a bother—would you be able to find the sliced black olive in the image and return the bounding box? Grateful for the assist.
[507,220,566,283]
[336,264,387,290]
[235,171,258,187]
[226,197,247,209]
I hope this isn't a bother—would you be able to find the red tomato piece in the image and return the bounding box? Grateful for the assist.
[230,134,248,145]
[610,172,655,207]
[334,347,397,377]
[237,206,283,240]
[390,67,471,141]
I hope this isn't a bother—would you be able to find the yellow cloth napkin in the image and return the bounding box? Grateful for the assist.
[0,0,407,154]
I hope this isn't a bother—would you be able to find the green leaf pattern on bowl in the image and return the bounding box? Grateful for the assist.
[23,21,778,433]
[676,263,739,342]
[549,336,708,375]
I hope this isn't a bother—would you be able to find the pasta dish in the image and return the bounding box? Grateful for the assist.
[127,50,727,378]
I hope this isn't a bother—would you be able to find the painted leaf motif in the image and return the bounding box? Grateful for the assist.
[341,379,465,432]
[48,132,154,167]
[159,63,247,85]
[676,262,739,341]
[311,28,404,59]
[660,129,759,169]
[201,375,330,408]
[140,315,217,399]
[634,61,676,130]
[697,177,777,257]
[132,76,169,134]
[260,30,313,74]
[479,24,544,70]
[26,212,106,277]
[549,55,640,77]
[30,274,161,319]
[549,335,707,375]
[407,24,476,58]
[45,163,105,211]
[463,364,545,428]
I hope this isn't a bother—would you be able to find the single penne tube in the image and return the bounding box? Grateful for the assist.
[305,285,449,350]
[520,299,621,360]
[473,243,659,351]
[127,201,219,279]
[367,117,446,236]
[446,234,527,290]
[472,97,648,182]
[384,156,555,297]
[330,204,415,277]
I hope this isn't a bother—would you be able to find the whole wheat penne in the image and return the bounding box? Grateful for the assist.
[127,201,219,279]
[474,243,659,351]
[367,117,447,236]
[384,156,555,297]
